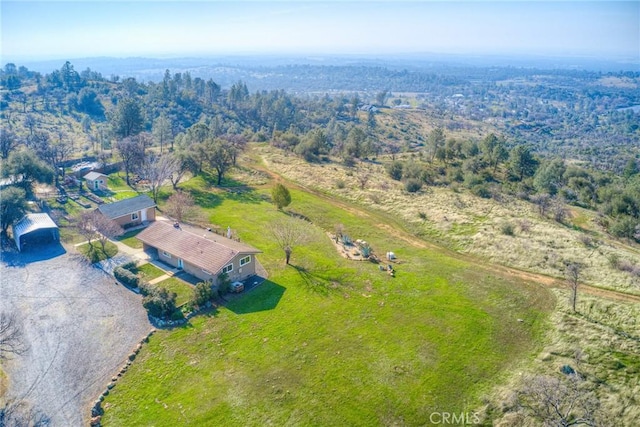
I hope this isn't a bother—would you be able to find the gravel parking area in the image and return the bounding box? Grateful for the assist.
[1,243,152,426]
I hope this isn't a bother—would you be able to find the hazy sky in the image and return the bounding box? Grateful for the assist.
[1,1,638,61]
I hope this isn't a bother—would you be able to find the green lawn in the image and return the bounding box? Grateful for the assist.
[136,263,166,281]
[116,229,144,249]
[102,176,553,426]
[77,240,118,263]
[154,276,194,307]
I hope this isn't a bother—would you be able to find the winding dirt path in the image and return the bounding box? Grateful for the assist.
[257,153,640,305]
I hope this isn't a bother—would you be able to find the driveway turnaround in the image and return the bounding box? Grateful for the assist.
[1,243,152,426]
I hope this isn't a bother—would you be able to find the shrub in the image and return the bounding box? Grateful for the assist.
[335,179,346,189]
[418,211,428,221]
[500,222,515,236]
[360,244,372,258]
[217,272,231,296]
[404,179,422,193]
[114,266,140,288]
[138,281,153,296]
[120,261,138,272]
[607,254,620,269]
[192,281,214,308]
[341,234,353,246]
[142,287,177,319]
[470,184,491,199]
[386,161,403,181]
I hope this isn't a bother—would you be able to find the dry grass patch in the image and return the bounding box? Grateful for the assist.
[258,145,640,295]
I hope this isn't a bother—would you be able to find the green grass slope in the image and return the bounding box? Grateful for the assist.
[101,179,553,426]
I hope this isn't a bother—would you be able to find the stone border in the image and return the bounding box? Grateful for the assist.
[89,329,155,426]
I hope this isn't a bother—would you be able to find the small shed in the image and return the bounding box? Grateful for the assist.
[83,171,108,191]
[13,213,60,251]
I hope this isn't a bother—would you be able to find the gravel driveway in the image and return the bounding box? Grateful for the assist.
[1,243,152,426]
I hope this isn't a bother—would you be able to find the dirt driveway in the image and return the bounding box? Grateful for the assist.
[1,243,152,426]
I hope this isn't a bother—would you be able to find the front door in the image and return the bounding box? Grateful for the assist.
[141,208,147,222]
[178,259,183,269]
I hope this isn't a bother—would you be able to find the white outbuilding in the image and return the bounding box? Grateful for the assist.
[12,213,60,251]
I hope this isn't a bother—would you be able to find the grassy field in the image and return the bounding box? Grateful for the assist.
[259,145,640,296]
[76,240,118,263]
[101,173,553,426]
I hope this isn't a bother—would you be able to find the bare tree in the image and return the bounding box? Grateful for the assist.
[115,136,145,185]
[0,129,21,159]
[164,191,197,223]
[566,262,582,312]
[28,131,73,186]
[531,193,551,216]
[93,214,123,253]
[552,196,569,223]
[76,210,100,246]
[356,171,370,190]
[139,153,179,203]
[76,211,121,253]
[517,374,600,426]
[0,311,28,359]
[219,133,247,166]
[270,218,308,265]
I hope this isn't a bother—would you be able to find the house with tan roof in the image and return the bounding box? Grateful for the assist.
[136,221,261,284]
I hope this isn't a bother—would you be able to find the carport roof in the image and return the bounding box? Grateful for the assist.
[13,213,59,250]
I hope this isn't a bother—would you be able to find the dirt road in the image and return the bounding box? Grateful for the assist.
[1,243,152,426]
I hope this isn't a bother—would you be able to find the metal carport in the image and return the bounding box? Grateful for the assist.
[13,213,60,251]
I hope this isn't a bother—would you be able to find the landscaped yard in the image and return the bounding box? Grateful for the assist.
[77,240,118,263]
[117,229,144,249]
[101,173,554,426]
[153,276,194,307]
[136,263,166,281]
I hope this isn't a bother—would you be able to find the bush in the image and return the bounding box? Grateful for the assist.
[138,281,153,296]
[120,261,138,272]
[607,253,620,269]
[386,160,403,181]
[114,266,140,288]
[142,287,177,319]
[360,244,372,258]
[192,281,214,308]
[217,272,231,296]
[500,222,515,236]
[335,179,346,189]
[404,179,422,193]
[470,184,491,199]
[341,234,353,246]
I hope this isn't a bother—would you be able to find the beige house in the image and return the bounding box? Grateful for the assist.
[83,171,108,191]
[136,221,261,285]
[97,194,156,228]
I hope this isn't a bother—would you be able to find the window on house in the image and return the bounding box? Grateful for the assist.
[240,256,251,266]
[222,264,233,274]
[131,212,139,220]
[162,251,171,259]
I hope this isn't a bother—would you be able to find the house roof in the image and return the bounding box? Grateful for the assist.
[13,213,59,250]
[83,171,108,181]
[97,194,156,220]
[137,221,261,274]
